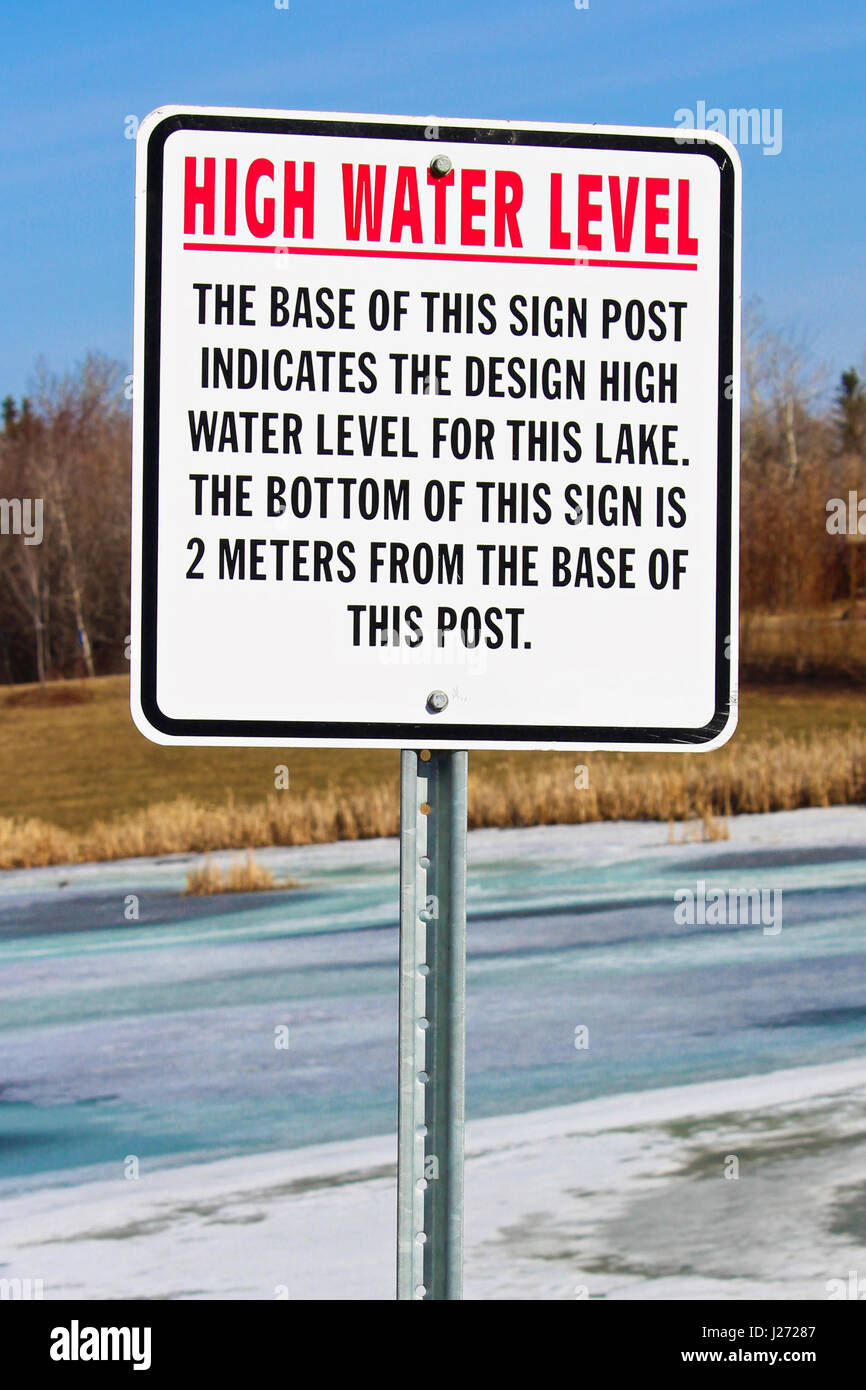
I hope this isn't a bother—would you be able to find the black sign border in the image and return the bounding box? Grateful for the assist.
[139,112,737,747]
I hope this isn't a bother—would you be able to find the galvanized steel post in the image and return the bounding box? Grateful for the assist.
[397,748,468,1300]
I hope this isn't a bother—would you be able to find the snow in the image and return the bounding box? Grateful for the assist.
[2,1056,864,1300]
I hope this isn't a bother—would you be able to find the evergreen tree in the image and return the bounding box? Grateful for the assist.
[836,367,866,453]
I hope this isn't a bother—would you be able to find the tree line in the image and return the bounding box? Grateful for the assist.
[740,307,866,613]
[0,357,131,684]
[0,322,864,685]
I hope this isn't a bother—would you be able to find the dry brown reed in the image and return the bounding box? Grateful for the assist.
[0,729,863,869]
[184,853,300,896]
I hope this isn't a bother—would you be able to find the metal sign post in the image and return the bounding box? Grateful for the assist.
[397,749,468,1300]
[131,105,741,1304]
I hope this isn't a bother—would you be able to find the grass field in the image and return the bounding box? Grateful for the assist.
[0,673,863,868]
[0,675,397,831]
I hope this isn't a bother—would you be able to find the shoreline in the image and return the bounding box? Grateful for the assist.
[2,801,866,897]
[1,721,865,870]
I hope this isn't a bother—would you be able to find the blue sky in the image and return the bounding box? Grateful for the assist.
[1,0,863,399]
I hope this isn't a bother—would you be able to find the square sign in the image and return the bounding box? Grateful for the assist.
[132,107,740,750]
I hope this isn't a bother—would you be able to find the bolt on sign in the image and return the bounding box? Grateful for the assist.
[131,107,740,751]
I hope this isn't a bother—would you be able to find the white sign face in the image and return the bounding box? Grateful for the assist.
[132,107,740,750]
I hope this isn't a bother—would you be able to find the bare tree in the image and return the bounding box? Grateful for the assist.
[0,355,131,683]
